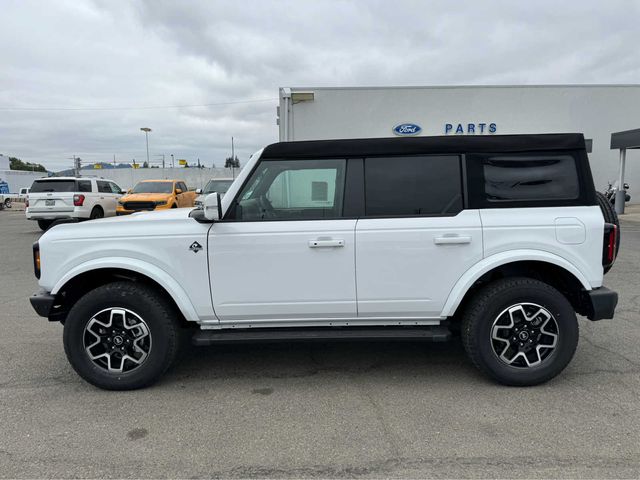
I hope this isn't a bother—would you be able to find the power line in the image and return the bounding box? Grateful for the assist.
[0,97,277,111]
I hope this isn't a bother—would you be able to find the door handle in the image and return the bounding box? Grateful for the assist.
[308,239,345,248]
[434,235,472,245]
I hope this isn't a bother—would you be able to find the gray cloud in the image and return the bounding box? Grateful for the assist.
[1,0,639,170]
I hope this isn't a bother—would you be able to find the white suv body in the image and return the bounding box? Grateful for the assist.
[26,177,124,229]
[30,134,619,389]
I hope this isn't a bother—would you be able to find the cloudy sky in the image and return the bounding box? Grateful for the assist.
[1,0,639,171]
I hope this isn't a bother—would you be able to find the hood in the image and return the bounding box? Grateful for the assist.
[121,192,173,202]
[40,207,197,242]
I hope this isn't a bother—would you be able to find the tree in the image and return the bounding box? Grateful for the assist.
[8,156,47,172]
[224,155,240,168]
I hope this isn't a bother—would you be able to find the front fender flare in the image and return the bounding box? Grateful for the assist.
[51,257,200,321]
[440,250,592,318]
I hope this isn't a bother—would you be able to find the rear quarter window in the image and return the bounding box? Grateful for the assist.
[483,154,579,201]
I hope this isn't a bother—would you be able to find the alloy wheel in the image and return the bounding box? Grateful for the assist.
[83,307,152,373]
[490,303,559,368]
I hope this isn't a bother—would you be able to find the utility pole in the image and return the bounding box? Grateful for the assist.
[113,154,116,167]
[69,156,82,177]
[170,154,174,168]
[231,137,235,178]
[140,127,152,167]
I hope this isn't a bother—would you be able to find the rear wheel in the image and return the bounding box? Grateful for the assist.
[3,198,11,209]
[89,206,104,220]
[37,219,53,231]
[63,281,181,390]
[462,277,578,386]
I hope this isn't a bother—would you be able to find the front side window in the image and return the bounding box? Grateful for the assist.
[364,156,463,216]
[482,154,579,201]
[229,159,346,221]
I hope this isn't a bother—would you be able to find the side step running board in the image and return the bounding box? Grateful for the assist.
[192,326,451,346]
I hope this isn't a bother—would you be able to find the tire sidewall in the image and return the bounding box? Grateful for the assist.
[63,284,176,390]
[469,283,578,386]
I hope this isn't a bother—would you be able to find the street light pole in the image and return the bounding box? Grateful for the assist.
[140,127,152,166]
[170,154,174,168]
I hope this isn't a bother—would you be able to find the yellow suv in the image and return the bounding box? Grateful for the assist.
[116,179,196,215]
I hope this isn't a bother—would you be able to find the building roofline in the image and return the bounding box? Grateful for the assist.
[282,84,640,92]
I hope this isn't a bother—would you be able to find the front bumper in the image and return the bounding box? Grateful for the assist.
[30,291,56,318]
[585,287,618,321]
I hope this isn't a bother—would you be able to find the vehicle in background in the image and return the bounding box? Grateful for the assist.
[194,178,234,208]
[26,177,124,230]
[116,179,196,215]
[19,187,30,199]
[0,180,10,209]
[604,181,631,205]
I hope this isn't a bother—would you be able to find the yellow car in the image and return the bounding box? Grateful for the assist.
[116,179,197,215]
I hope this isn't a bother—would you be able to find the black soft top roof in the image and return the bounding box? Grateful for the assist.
[262,133,586,159]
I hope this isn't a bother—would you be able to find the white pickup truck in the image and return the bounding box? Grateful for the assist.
[30,134,618,390]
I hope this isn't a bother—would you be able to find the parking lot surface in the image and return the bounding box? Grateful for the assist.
[1,208,640,479]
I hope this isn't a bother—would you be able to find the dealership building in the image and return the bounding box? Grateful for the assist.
[278,85,640,205]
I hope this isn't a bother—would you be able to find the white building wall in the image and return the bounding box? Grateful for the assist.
[279,85,640,204]
[0,170,48,193]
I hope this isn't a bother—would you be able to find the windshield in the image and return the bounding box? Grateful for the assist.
[203,180,233,194]
[30,180,76,193]
[131,182,174,194]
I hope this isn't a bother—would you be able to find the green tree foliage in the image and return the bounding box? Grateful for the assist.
[8,156,47,172]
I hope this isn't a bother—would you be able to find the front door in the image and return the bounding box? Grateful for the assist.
[209,158,357,323]
[355,155,483,318]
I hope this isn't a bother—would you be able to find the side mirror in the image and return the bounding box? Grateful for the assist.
[195,188,202,194]
[204,192,222,221]
[175,188,183,194]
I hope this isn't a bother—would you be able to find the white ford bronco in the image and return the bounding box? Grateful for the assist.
[30,134,619,390]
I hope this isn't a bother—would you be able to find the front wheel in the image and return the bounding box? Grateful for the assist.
[462,277,578,386]
[4,198,11,209]
[63,281,181,390]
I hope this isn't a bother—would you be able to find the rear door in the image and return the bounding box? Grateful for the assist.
[28,179,77,214]
[96,180,117,215]
[355,155,483,318]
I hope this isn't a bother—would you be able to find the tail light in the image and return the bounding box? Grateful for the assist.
[73,194,85,206]
[33,242,41,279]
[603,223,617,269]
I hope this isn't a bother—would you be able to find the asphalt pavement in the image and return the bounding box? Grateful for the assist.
[1,206,639,478]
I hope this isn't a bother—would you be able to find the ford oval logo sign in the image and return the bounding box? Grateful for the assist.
[393,123,422,136]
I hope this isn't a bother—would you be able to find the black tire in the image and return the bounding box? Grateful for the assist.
[4,198,11,209]
[596,191,620,271]
[37,219,53,231]
[89,206,104,220]
[63,281,181,390]
[462,277,578,386]
[171,203,177,208]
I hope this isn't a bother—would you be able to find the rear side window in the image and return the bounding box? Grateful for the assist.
[364,156,463,216]
[97,181,111,193]
[30,180,76,193]
[483,154,579,201]
[78,180,92,192]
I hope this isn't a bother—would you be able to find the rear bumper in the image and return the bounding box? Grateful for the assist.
[585,287,618,321]
[30,291,56,318]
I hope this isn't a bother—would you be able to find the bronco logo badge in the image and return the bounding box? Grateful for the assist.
[189,241,203,253]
